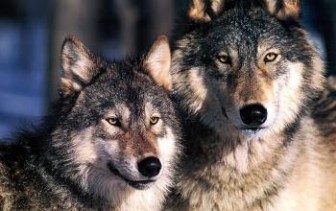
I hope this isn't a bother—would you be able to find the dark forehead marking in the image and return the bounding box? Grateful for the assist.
[205,9,294,56]
[84,58,174,119]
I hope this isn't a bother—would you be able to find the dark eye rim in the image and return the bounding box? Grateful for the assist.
[216,54,231,64]
[149,116,160,125]
[264,52,279,63]
[105,116,121,126]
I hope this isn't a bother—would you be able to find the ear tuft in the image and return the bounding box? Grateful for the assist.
[266,0,300,20]
[188,0,224,22]
[61,36,95,95]
[188,0,211,22]
[143,35,172,91]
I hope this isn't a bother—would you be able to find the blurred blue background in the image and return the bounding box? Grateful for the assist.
[0,0,335,138]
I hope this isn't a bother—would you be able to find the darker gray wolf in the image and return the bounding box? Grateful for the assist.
[0,35,181,210]
[166,0,336,210]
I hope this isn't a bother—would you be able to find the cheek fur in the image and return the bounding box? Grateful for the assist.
[70,126,122,170]
[273,62,304,131]
[157,127,180,170]
[173,67,209,113]
[71,127,98,165]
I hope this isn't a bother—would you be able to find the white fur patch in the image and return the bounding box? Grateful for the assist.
[273,62,304,134]
[158,127,178,168]
[71,127,97,165]
[185,67,209,113]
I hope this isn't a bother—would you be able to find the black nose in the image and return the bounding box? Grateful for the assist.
[137,157,161,177]
[240,104,267,127]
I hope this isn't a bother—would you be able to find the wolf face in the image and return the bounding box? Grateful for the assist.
[172,0,324,138]
[50,36,180,203]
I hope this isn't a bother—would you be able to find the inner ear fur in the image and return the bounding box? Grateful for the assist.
[188,0,224,22]
[143,35,172,91]
[187,0,300,22]
[265,0,300,20]
[60,37,96,96]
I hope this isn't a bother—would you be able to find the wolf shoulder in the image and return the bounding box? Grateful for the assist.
[0,138,79,210]
[313,76,336,141]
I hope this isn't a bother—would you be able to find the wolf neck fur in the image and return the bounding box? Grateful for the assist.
[178,104,316,209]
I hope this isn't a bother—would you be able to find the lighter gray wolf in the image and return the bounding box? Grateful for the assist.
[0,35,181,210]
[166,0,336,210]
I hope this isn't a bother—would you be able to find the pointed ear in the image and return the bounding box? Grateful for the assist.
[188,0,224,22]
[265,0,300,20]
[60,37,96,96]
[143,35,172,91]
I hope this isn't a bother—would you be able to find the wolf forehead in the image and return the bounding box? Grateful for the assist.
[76,61,173,115]
[214,13,286,42]
[190,9,303,57]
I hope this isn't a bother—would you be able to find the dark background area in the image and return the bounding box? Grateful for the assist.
[0,0,335,137]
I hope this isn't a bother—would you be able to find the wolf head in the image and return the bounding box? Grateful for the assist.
[173,0,324,138]
[48,36,180,202]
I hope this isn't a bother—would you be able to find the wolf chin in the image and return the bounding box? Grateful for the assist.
[167,0,336,210]
[0,35,181,210]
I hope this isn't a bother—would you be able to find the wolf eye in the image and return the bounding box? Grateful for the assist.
[150,116,160,125]
[105,117,120,126]
[264,53,278,63]
[216,54,230,64]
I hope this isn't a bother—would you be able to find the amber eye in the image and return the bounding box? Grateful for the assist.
[264,53,278,63]
[216,54,230,64]
[150,116,160,125]
[106,116,120,126]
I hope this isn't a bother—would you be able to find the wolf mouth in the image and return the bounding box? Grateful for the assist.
[241,126,264,130]
[107,162,155,190]
[240,127,266,132]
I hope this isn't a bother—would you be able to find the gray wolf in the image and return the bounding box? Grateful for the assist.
[0,35,181,210]
[166,0,336,210]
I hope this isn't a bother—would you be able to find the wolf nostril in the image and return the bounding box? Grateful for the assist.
[240,104,267,127]
[137,157,161,178]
